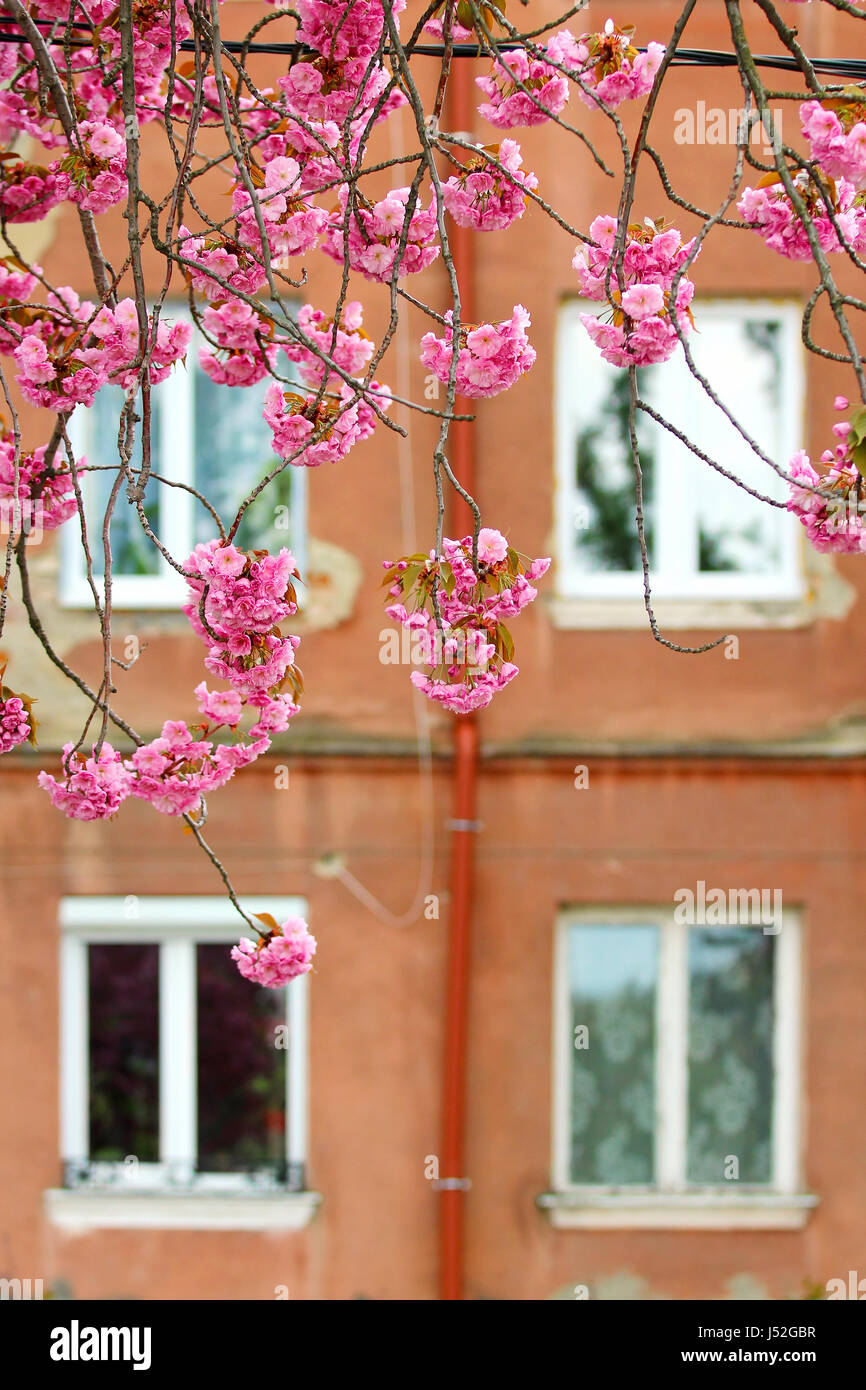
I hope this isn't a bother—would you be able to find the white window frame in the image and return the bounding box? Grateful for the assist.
[57,895,310,1198]
[554,298,806,605]
[59,313,307,610]
[544,905,817,1230]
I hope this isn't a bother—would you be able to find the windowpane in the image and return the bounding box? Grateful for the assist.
[88,943,159,1162]
[561,302,797,589]
[68,314,305,597]
[687,928,774,1184]
[677,315,787,576]
[568,923,658,1185]
[196,943,287,1174]
[87,386,162,577]
[194,366,297,555]
[572,365,656,573]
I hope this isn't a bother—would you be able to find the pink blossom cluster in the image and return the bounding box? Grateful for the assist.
[11,296,192,412]
[257,119,345,199]
[185,541,298,637]
[233,155,328,260]
[0,256,39,305]
[321,185,440,282]
[0,693,31,755]
[737,172,866,260]
[573,214,698,366]
[204,634,300,695]
[476,41,571,128]
[382,528,550,713]
[178,226,268,301]
[273,0,408,134]
[263,381,380,465]
[441,139,538,232]
[89,299,193,390]
[0,158,63,224]
[183,540,304,701]
[801,100,866,192]
[38,743,131,821]
[52,123,127,216]
[787,398,866,553]
[0,2,193,161]
[0,429,77,533]
[284,301,375,388]
[0,660,33,755]
[420,305,536,399]
[39,537,306,820]
[198,300,278,389]
[36,718,277,821]
[0,80,65,151]
[295,0,405,62]
[278,58,395,128]
[274,0,408,128]
[560,20,665,109]
[126,719,269,817]
[232,916,317,988]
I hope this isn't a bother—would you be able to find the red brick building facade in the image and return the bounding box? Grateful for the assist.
[1,1,864,1299]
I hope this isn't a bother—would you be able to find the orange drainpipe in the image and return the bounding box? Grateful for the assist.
[439,44,478,1303]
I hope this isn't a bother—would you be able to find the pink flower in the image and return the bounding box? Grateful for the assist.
[321,184,440,282]
[573,216,698,367]
[211,545,247,579]
[15,334,54,383]
[383,533,548,712]
[232,916,317,988]
[737,172,866,260]
[477,528,509,565]
[442,140,538,232]
[284,301,376,389]
[621,283,665,320]
[0,159,62,223]
[89,124,125,160]
[0,682,32,755]
[420,306,536,399]
[562,22,665,111]
[131,745,170,776]
[476,46,569,129]
[194,681,243,726]
[801,99,866,192]
[263,381,381,466]
[38,743,132,820]
[787,420,866,554]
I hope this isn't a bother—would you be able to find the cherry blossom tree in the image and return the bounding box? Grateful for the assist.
[0,0,865,979]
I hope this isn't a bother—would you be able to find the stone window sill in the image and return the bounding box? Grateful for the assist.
[44,1187,322,1233]
[547,595,812,632]
[537,1191,818,1231]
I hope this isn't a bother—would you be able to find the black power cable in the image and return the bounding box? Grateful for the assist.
[0,23,863,79]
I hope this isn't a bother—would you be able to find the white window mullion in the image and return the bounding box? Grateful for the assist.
[59,934,89,1168]
[287,976,309,1176]
[159,937,196,1181]
[656,915,688,1191]
[653,376,698,583]
[157,354,194,572]
[773,913,802,1194]
[550,920,572,1191]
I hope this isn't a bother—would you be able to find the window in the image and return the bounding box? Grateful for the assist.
[60,316,306,608]
[58,897,309,1196]
[546,906,816,1229]
[555,300,805,604]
